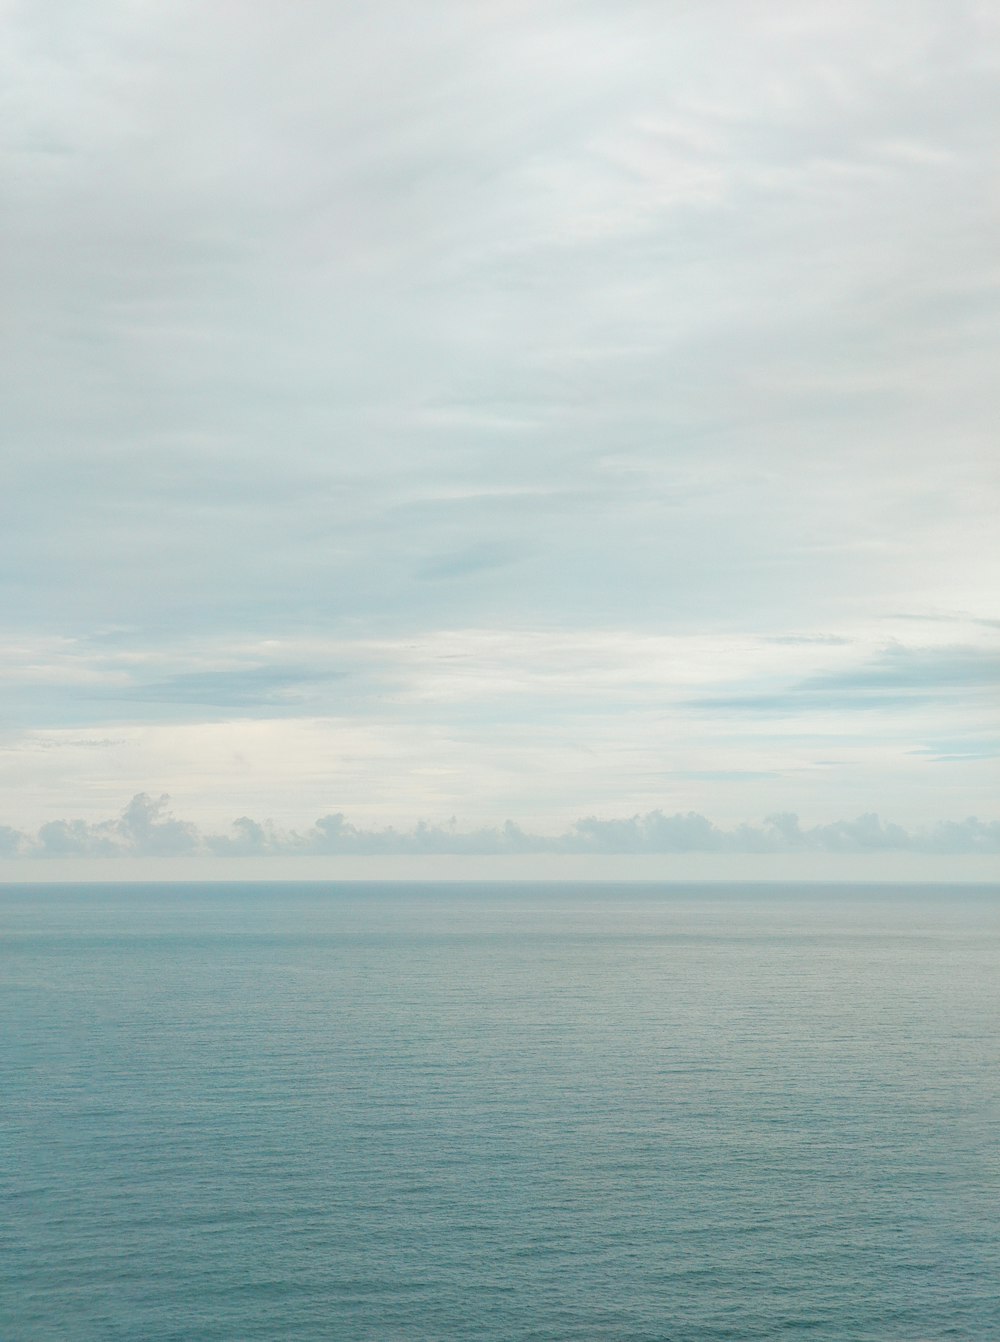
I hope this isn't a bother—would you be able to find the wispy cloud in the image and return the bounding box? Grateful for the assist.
[1,3,997,850]
[696,644,1000,713]
[0,619,996,840]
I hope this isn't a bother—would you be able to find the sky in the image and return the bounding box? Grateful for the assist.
[2,0,998,878]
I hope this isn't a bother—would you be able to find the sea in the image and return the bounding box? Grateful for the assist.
[2,882,998,1341]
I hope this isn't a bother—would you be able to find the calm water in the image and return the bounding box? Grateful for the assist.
[2,882,998,1341]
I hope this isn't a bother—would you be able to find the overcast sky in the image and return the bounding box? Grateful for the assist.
[2,1,998,876]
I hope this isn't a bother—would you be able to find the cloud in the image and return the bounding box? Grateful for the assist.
[34,793,200,858]
[101,665,347,710]
[0,824,26,857]
[2,0,997,646]
[693,643,1000,714]
[0,3,997,836]
[1,621,995,842]
[554,810,1000,855]
[6,795,999,860]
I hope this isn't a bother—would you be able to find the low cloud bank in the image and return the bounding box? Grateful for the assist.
[3,794,999,859]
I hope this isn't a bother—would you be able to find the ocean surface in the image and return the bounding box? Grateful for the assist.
[2,882,998,1341]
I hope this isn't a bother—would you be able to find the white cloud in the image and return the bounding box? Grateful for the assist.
[0,1,997,841]
[5,793,999,861]
[0,617,996,834]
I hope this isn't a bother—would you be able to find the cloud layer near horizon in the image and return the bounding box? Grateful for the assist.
[4,794,998,861]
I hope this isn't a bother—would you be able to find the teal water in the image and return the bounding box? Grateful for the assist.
[2,882,998,1341]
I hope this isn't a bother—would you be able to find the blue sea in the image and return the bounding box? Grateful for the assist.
[2,882,998,1341]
